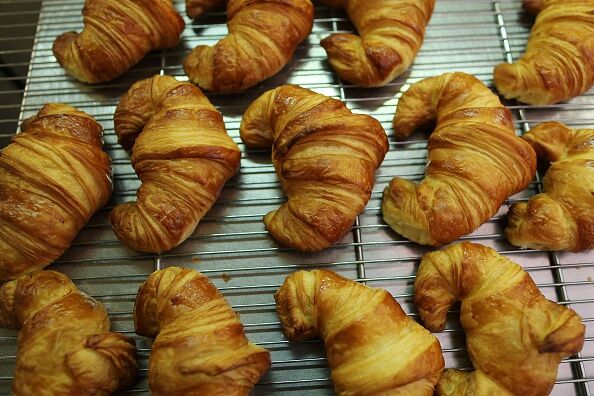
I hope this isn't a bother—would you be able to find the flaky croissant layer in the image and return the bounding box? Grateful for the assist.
[506,122,594,252]
[240,84,388,252]
[0,270,137,395]
[53,0,184,84]
[134,267,271,395]
[494,0,594,105]
[0,103,112,282]
[184,0,314,92]
[276,269,444,395]
[415,242,585,396]
[320,0,435,87]
[382,72,536,246]
[111,75,241,253]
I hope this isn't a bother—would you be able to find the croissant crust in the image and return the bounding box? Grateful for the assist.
[0,270,137,395]
[111,75,241,253]
[53,0,184,84]
[240,84,388,251]
[184,0,314,92]
[134,267,271,395]
[319,0,435,87]
[506,122,594,251]
[493,0,594,105]
[275,269,444,395]
[415,242,585,396]
[0,103,112,282]
[382,72,536,246]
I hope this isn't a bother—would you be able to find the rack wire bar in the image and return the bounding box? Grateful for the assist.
[0,0,593,395]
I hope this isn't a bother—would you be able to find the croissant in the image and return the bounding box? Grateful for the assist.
[186,0,225,19]
[239,84,388,251]
[382,72,536,246]
[415,242,585,396]
[111,75,241,253]
[183,0,314,92]
[134,266,271,395]
[53,0,184,84]
[319,0,435,87]
[275,269,444,395]
[0,103,112,282]
[493,0,594,105]
[0,270,137,395]
[506,122,594,251]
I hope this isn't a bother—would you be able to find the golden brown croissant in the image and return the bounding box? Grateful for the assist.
[239,84,388,251]
[275,269,444,395]
[0,103,112,282]
[111,75,241,253]
[0,270,137,395]
[493,0,594,105]
[53,0,184,84]
[186,0,225,19]
[319,0,435,87]
[382,72,536,246]
[506,122,594,251]
[134,266,271,395]
[183,0,314,92]
[415,242,585,396]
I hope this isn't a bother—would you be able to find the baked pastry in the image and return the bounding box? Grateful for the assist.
[0,103,112,282]
[319,0,435,87]
[415,242,585,396]
[186,0,225,19]
[0,270,137,395]
[134,267,271,395]
[506,122,594,251]
[240,84,388,251]
[111,75,241,253]
[53,0,184,84]
[493,0,594,105]
[382,72,536,246]
[275,269,444,395]
[183,0,314,92]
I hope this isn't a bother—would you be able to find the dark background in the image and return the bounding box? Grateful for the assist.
[0,0,41,146]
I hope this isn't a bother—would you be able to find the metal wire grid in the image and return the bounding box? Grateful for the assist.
[0,0,593,394]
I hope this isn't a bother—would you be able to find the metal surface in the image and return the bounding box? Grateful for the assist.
[1,0,593,394]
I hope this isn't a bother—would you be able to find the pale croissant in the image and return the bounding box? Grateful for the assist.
[382,72,536,246]
[275,269,444,395]
[415,242,585,396]
[494,0,594,105]
[53,0,184,84]
[0,270,137,395]
[183,0,314,92]
[0,103,112,282]
[134,266,271,395]
[111,75,241,253]
[240,84,388,252]
[506,122,594,251]
[319,0,435,87]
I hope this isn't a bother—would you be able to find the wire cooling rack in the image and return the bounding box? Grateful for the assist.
[0,0,593,394]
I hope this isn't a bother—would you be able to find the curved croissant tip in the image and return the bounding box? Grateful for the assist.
[109,205,164,254]
[52,32,77,63]
[506,201,527,223]
[320,33,348,51]
[504,202,532,248]
[183,46,214,90]
[493,63,521,99]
